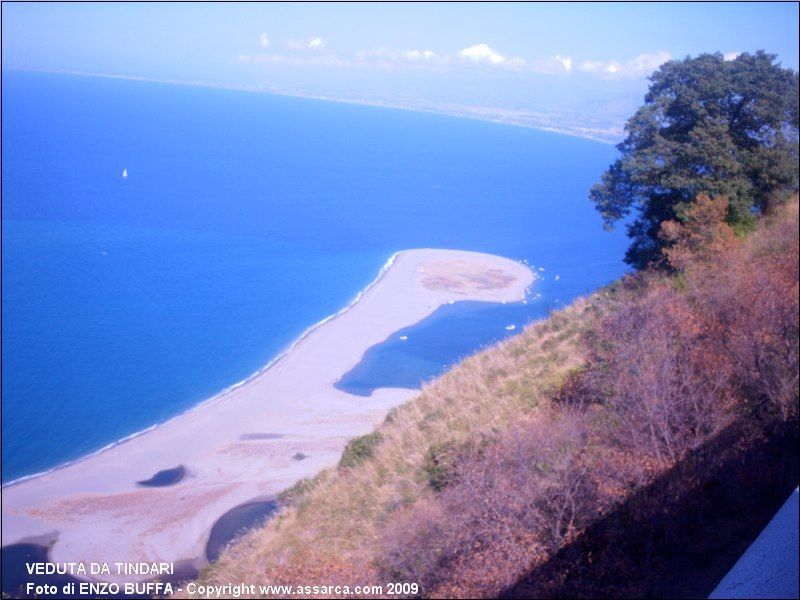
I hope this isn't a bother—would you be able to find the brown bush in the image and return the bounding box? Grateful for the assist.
[583,197,798,463]
[659,193,736,271]
[379,411,596,597]
[695,200,799,420]
[584,278,737,465]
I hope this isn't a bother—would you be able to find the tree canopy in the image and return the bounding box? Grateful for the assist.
[590,51,799,268]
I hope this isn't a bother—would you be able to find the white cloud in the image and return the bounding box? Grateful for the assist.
[240,40,668,81]
[258,33,270,49]
[528,55,576,75]
[456,43,526,69]
[404,49,437,61]
[579,60,623,76]
[554,55,573,71]
[578,51,671,79]
[458,43,506,65]
[625,51,671,74]
[287,37,327,52]
[503,56,527,70]
[723,51,741,61]
[354,47,449,67]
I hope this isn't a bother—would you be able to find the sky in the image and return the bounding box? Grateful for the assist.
[2,2,799,131]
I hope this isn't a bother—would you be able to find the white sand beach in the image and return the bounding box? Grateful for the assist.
[1,248,534,581]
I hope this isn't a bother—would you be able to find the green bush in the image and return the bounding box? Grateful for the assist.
[422,441,458,491]
[339,432,384,469]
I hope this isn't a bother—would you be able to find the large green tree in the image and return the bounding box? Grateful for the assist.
[591,51,799,268]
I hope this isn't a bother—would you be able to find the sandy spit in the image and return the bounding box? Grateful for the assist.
[1,248,534,580]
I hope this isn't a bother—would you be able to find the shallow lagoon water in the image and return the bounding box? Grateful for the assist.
[335,299,557,396]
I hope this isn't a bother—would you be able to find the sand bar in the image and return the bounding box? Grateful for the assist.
[1,248,534,580]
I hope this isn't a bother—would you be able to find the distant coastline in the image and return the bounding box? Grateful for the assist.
[6,67,622,144]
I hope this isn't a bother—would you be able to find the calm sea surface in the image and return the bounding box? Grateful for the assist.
[1,70,628,481]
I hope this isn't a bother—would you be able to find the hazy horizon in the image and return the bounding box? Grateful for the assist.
[3,2,798,141]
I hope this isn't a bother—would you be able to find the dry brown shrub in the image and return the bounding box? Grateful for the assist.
[583,278,737,465]
[659,193,737,271]
[379,411,596,597]
[693,199,799,420]
[582,198,798,463]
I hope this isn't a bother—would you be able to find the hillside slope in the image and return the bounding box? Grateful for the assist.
[190,199,798,598]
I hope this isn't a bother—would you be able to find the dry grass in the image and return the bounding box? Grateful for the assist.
[186,298,596,595]
[419,260,519,292]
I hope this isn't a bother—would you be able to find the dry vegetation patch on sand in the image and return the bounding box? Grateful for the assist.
[419,260,519,293]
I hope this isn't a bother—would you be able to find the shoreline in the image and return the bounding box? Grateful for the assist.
[1,251,403,489]
[7,67,621,144]
[1,248,534,580]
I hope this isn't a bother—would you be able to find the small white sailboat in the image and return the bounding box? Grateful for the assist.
[505,324,516,331]
[122,168,128,179]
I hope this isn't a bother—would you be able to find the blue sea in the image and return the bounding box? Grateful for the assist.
[1,70,629,482]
